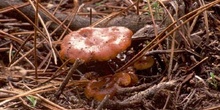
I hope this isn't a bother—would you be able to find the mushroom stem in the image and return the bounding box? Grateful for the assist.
[55,59,84,98]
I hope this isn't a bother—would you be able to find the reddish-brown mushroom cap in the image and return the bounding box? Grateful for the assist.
[84,69,138,101]
[60,26,133,63]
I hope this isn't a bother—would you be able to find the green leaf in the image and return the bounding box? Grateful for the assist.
[210,72,215,79]
[26,95,37,107]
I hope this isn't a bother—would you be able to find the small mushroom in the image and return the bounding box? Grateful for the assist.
[133,56,155,70]
[84,75,117,101]
[60,26,133,63]
[84,69,138,101]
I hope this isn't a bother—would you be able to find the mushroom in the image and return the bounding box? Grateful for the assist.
[84,75,117,101]
[60,26,133,63]
[59,26,134,101]
[133,56,155,70]
[84,68,138,101]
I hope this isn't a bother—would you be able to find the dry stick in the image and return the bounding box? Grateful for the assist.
[91,1,138,27]
[163,91,171,110]
[155,0,181,79]
[8,6,47,38]
[158,0,182,66]
[147,0,168,70]
[17,49,35,68]
[116,0,220,72]
[123,80,176,102]
[168,33,176,79]
[9,5,62,67]
[28,0,57,64]
[0,0,149,34]
[189,15,199,34]
[147,0,164,52]
[37,59,70,87]
[9,34,32,66]
[183,89,196,110]
[10,40,45,67]
[159,0,191,47]
[199,0,210,44]
[187,57,208,72]
[23,84,68,110]
[136,0,140,15]
[0,2,29,13]
[39,10,71,40]
[89,8,92,25]
[0,81,84,100]
[34,0,39,79]
[97,95,110,110]
[6,101,23,108]
[40,102,64,110]
[38,3,72,33]
[38,52,51,69]
[0,0,90,31]
[204,105,220,110]
[9,44,13,63]
[147,0,158,36]
[0,48,9,52]
[91,12,120,27]
[52,0,63,15]
[116,77,162,95]
[143,49,185,56]
[55,59,84,98]
[0,89,18,95]
[166,2,178,79]
[41,52,53,74]
[9,45,35,68]
[0,83,58,106]
[128,0,137,11]
[14,5,62,69]
[0,86,65,109]
[32,80,89,95]
[0,30,23,45]
[186,11,200,46]
[58,0,80,41]
[184,49,202,58]
[19,96,35,109]
[7,83,34,109]
[105,80,177,108]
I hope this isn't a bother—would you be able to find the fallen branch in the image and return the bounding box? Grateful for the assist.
[104,80,177,109]
[0,0,151,33]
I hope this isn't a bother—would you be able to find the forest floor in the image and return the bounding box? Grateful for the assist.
[0,0,220,109]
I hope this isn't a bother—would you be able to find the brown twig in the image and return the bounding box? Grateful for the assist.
[103,80,177,109]
[55,59,84,98]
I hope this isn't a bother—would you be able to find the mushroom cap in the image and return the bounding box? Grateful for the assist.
[84,68,138,101]
[60,26,133,63]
